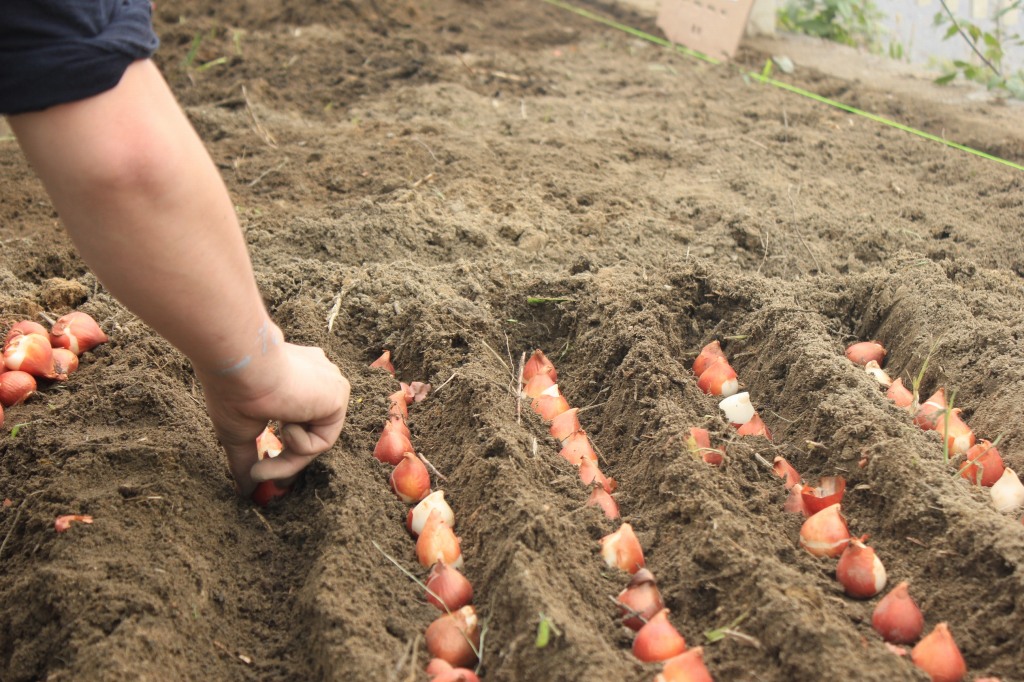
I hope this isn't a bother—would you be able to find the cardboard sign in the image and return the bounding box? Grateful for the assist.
[657,0,757,60]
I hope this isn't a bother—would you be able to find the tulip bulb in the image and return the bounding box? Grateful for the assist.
[49,311,108,355]
[692,340,726,377]
[388,390,409,421]
[911,623,966,682]
[864,360,893,387]
[657,647,713,682]
[426,560,474,612]
[872,581,924,644]
[990,468,1024,513]
[425,658,482,682]
[799,503,850,557]
[373,427,415,466]
[251,479,292,506]
[417,510,464,570]
[369,350,395,375]
[50,348,79,380]
[0,370,37,407]
[959,440,1004,487]
[407,490,455,536]
[425,606,479,668]
[685,427,723,465]
[696,357,738,397]
[256,426,283,460]
[559,430,596,465]
[772,456,801,489]
[736,412,771,440]
[3,332,54,379]
[586,484,620,519]
[632,609,687,663]
[5,320,48,344]
[532,384,570,421]
[523,372,556,399]
[836,537,886,598]
[845,341,886,367]
[887,378,914,409]
[386,414,412,440]
[616,568,663,631]
[784,483,807,515]
[914,388,947,431]
[523,349,557,383]
[600,523,645,573]
[801,476,846,516]
[54,514,94,532]
[579,459,616,493]
[549,407,581,441]
[719,392,754,425]
[390,452,431,503]
[938,409,974,456]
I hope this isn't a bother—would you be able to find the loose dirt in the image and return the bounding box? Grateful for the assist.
[2,1,1023,680]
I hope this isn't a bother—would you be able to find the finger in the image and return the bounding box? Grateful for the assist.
[250,450,319,482]
[222,440,258,496]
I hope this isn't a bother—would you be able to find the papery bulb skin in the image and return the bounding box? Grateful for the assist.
[523,349,557,383]
[872,581,924,645]
[659,647,713,682]
[390,452,431,504]
[616,568,663,631]
[425,606,479,668]
[425,560,474,612]
[911,623,966,682]
[939,409,975,456]
[887,378,914,409]
[801,476,846,516]
[374,427,415,466]
[692,340,726,377]
[772,457,801,489]
[632,609,687,663]
[388,390,410,421]
[417,510,464,570]
[549,407,581,441]
[799,503,850,557]
[369,350,395,375]
[0,370,37,407]
[579,459,616,493]
[523,372,555,399]
[990,468,1024,513]
[50,348,79,380]
[5,320,48,344]
[256,426,283,460]
[696,357,738,397]
[914,388,947,431]
[3,333,54,378]
[559,430,596,465]
[586,484,620,519]
[49,311,108,355]
[845,341,886,367]
[836,537,887,599]
[736,412,771,440]
[719,392,754,425]
[407,490,455,536]
[385,414,412,440]
[600,523,645,574]
[959,440,1005,487]
[532,384,570,422]
[864,360,893,387]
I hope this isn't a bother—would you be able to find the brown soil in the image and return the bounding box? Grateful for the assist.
[2,1,1024,680]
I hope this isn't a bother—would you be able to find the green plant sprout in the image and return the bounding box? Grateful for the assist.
[704,612,760,647]
[535,612,562,648]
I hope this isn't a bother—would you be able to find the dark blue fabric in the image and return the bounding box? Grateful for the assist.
[0,0,159,114]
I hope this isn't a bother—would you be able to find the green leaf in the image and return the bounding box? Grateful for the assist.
[944,24,960,40]
[983,33,1000,48]
[934,73,958,85]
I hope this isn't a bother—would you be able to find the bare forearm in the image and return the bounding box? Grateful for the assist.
[8,60,276,380]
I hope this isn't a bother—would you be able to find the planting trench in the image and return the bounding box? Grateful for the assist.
[2,0,1024,680]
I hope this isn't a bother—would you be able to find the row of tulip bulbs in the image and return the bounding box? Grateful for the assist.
[523,349,714,682]
[847,342,1024,517]
[369,351,481,682]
